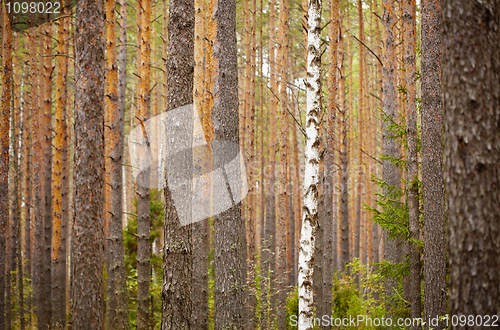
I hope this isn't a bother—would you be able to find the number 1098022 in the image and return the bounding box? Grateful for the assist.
[6,1,61,14]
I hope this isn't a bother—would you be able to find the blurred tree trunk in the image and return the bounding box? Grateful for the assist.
[276,0,289,326]
[402,1,421,328]
[52,11,69,329]
[71,0,106,327]
[421,0,446,328]
[381,0,402,317]
[136,0,152,328]
[0,6,6,329]
[441,0,500,320]
[42,24,53,328]
[262,0,277,325]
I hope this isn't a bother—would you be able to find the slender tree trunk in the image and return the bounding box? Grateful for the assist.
[136,0,152,327]
[441,0,500,321]
[421,0,446,328]
[42,24,53,329]
[381,0,401,316]
[402,1,421,328]
[212,0,245,328]
[32,24,49,330]
[0,8,7,329]
[343,1,351,270]
[263,0,277,325]
[105,0,131,328]
[298,0,322,328]
[277,0,290,326]
[52,12,68,329]
[71,0,106,327]
[162,0,194,328]
[192,0,209,327]
[22,29,33,323]
[337,11,348,274]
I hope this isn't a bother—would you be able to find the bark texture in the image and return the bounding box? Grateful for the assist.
[71,0,106,327]
[441,0,500,322]
[212,0,245,328]
[298,0,322,328]
[162,0,194,328]
[421,0,446,328]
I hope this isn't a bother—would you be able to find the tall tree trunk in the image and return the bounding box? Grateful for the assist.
[105,0,131,328]
[32,24,49,330]
[421,0,446,328]
[381,0,401,316]
[136,0,152,327]
[11,32,23,330]
[71,0,106,327]
[22,29,33,323]
[298,0,322,328]
[403,1,421,328]
[53,12,68,329]
[162,0,194,327]
[3,15,13,329]
[316,0,339,325]
[277,0,290,326]
[337,10,347,274]
[354,0,364,274]
[343,0,351,269]
[263,0,277,325]
[0,8,7,329]
[441,0,500,320]
[212,0,245,328]
[42,24,53,329]
[192,0,209,327]
[372,0,382,266]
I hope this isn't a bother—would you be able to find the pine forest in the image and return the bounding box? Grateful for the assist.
[0,0,499,329]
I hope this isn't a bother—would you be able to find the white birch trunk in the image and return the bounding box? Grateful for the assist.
[298,0,322,329]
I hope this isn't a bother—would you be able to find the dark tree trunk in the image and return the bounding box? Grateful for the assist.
[441,0,500,322]
[162,0,194,328]
[421,0,446,329]
[212,0,245,328]
[71,0,106,327]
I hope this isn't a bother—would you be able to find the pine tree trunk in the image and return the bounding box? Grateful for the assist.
[212,0,245,328]
[381,0,401,316]
[105,0,131,328]
[71,0,106,327]
[162,0,194,327]
[441,0,500,320]
[277,0,290,326]
[421,0,446,328]
[402,1,421,328]
[338,11,348,274]
[0,8,7,329]
[52,13,68,329]
[192,0,209,327]
[42,23,53,329]
[136,0,152,327]
[263,0,277,325]
[298,0,322,328]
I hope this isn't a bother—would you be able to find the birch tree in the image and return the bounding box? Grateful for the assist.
[298,0,322,328]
